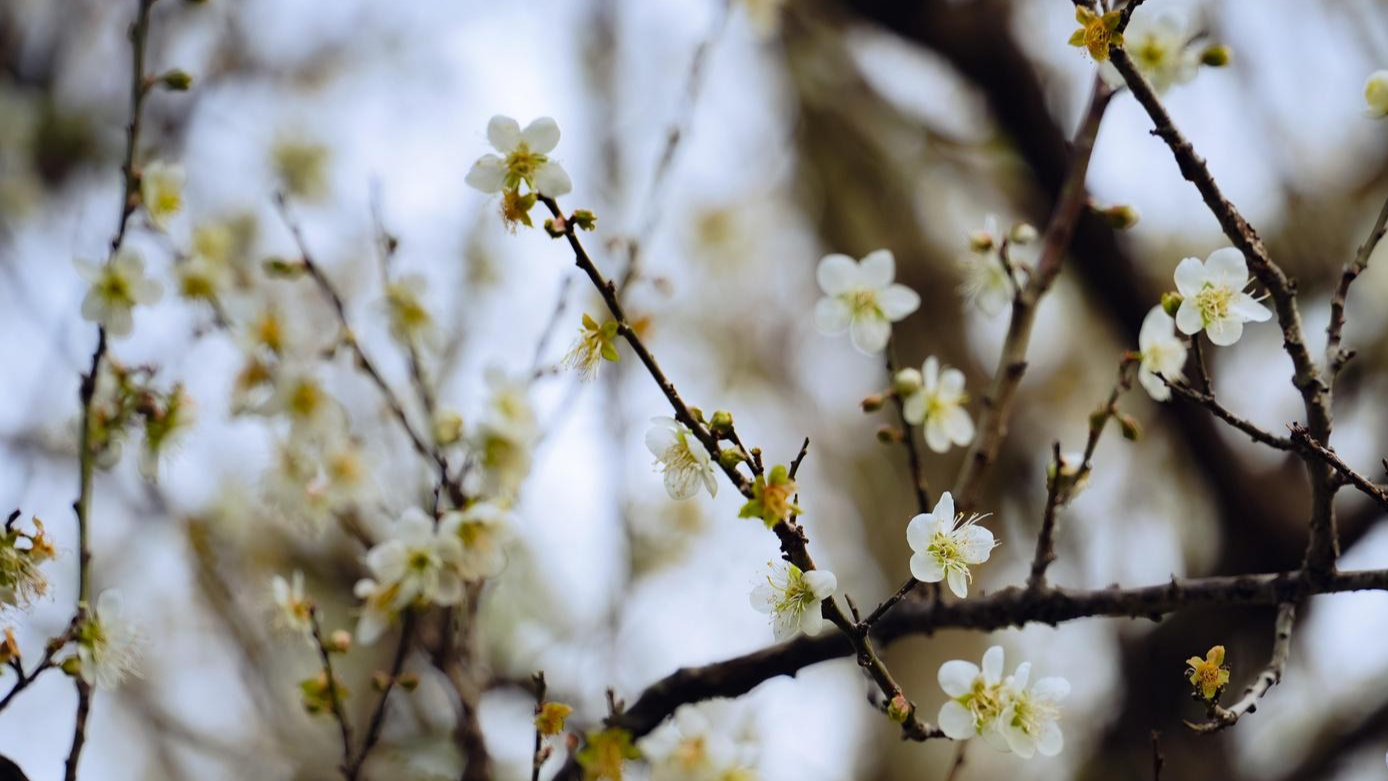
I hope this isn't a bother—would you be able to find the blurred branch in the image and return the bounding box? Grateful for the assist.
[309,608,354,776]
[885,339,930,514]
[952,76,1114,513]
[1326,188,1388,378]
[345,611,416,780]
[1185,602,1295,734]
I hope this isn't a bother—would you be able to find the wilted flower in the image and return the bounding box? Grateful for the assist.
[646,417,718,500]
[76,590,144,690]
[565,313,621,381]
[1068,5,1123,62]
[270,570,314,640]
[738,465,799,528]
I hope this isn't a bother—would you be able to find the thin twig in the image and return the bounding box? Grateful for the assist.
[309,609,353,776]
[1164,380,1296,451]
[1327,189,1388,377]
[1151,730,1164,781]
[1289,425,1388,513]
[886,339,930,514]
[943,741,968,781]
[530,672,548,781]
[1027,443,1066,591]
[345,611,415,779]
[953,76,1114,513]
[1186,602,1296,733]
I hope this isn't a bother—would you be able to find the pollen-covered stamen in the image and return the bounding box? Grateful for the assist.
[1009,692,1060,737]
[1194,282,1235,326]
[847,288,880,316]
[503,142,548,189]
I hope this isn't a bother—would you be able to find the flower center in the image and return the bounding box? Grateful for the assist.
[407,549,436,573]
[847,288,879,317]
[1193,663,1221,688]
[1194,283,1233,325]
[1010,694,1057,737]
[289,380,321,419]
[1084,21,1112,56]
[1136,36,1169,68]
[98,270,134,306]
[504,143,547,188]
[966,680,1005,725]
[928,531,964,569]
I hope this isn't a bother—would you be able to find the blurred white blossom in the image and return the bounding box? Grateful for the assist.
[646,416,718,500]
[1137,305,1187,401]
[77,589,144,691]
[901,357,974,453]
[813,249,920,354]
[77,250,163,338]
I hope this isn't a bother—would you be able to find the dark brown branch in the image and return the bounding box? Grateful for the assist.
[309,609,353,776]
[0,621,77,714]
[1164,380,1296,451]
[345,611,415,779]
[1327,189,1388,377]
[1151,731,1164,781]
[608,566,1388,741]
[886,340,930,513]
[1107,44,1339,576]
[1186,602,1296,733]
[1289,425,1388,513]
[1027,443,1066,591]
[953,76,1114,512]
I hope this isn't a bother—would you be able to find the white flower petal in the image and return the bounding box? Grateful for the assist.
[1175,299,1203,336]
[486,115,521,152]
[909,551,944,583]
[924,419,950,453]
[858,249,896,289]
[905,513,931,552]
[849,315,891,354]
[933,492,955,525]
[815,254,860,295]
[1032,676,1071,704]
[982,645,1004,683]
[1139,306,1173,351]
[804,569,837,599]
[944,407,975,447]
[877,284,920,321]
[1206,317,1244,347]
[534,161,572,197]
[1231,293,1272,322]
[464,155,507,193]
[1206,247,1249,289]
[1173,256,1206,297]
[1139,368,1171,401]
[814,296,852,335]
[521,117,561,154]
[800,607,824,637]
[946,568,969,598]
[957,524,994,564]
[937,660,980,698]
[1037,719,1065,757]
[938,700,977,739]
[901,391,926,426]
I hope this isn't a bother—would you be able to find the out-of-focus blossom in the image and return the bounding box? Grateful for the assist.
[813,249,920,354]
[1137,305,1187,401]
[77,250,163,338]
[901,356,974,454]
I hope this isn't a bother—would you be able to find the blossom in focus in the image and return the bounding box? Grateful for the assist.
[77,250,163,338]
[749,561,836,642]
[1068,6,1123,61]
[646,416,718,500]
[813,249,921,354]
[901,356,974,453]
[1172,248,1271,346]
[465,115,572,198]
[906,491,995,598]
[937,645,1010,748]
[1187,644,1231,701]
[1137,305,1187,401]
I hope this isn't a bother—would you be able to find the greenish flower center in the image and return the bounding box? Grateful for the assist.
[1194,283,1233,325]
[504,143,548,189]
[847,288,879,317]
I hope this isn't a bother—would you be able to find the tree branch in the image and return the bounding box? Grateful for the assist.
[1289,425,1388,513]
[1164,380,1296,451]
[1185,601,1296,733]
[1326,188,1388,378]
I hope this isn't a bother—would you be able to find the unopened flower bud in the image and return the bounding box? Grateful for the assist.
[968,230,995,253]
[860,394,885,413]
[687,407,705,424]
[1100,204,1140,230]
[876,426,902,444]
[886,693,912,723]
[1009,222,1038,245]
[718,448,746,469]
[61,656,83,677]
[433,409,464,447]
[1118,413,1142,441]
[1200,44,1232,68]
[1161,292,1183,318]
[709,410,734,435]
[372,671,392,692]
[328,629,352,654]
[892,368,923,397]
[397,672,420,691]
[159,69,193,91]
[571,209,598,231]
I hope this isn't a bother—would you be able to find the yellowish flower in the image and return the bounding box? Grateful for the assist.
[1068,6,1124,62]
[1186,645,1231,701]
[534,701,573,737]
[564,313,621,381]
[578,728,640,780]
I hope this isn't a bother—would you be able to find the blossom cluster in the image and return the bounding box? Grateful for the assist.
[937,646,1070,758]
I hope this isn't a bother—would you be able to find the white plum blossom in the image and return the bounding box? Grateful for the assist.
[441,501,511,580]
[475,370,538,498]
[937,646,1011,750]
[1173,248,1272,346]
[997,661,1070,758]
[1137,305,1188,401]
[77,250,163,338]
[261,365,342,443]
[1365,70,1388,118]
[354,508,465,644]
[140,160,184,229]
[1100,13,1199,94]
[750,561,836,642]
[902,357,975,453]
[270,570,313,640]
[906,491,995,598]
[77,589,144,690]
[646,416,718,500]
[464,115,572,197]
[639,703,759,781]
[958,216,1025,316]
[814,249,921,354]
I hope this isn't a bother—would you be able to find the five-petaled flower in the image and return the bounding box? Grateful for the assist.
[906,491,995,598]
[1101,12,1200,94]
[813,249,921,354]
[646,416,718,501]
[937,646,1011,749]
[354,508,465,644]
[1172,248,1272,346]
[441,500,512,580]
[76,589,144,691]
[1069,6,1124,62]
[738,465,800,528]
[465,115,573,198]
[140,160,184,230]
[77,249,164,338]
[997,661,1070,758]
[1137,305,1188,401]
[270,570,314,641]
[1187,644,1231,701]
[901,356,975,453]
[535,701,573,737]
[577,728,641,781]
[750,561,836,642]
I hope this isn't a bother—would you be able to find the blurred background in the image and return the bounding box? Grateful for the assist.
[3,0,1388,779]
